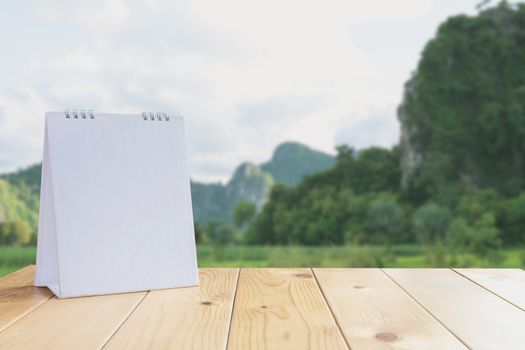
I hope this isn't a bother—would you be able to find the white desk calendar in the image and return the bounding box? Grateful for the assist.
[35,110,199,298]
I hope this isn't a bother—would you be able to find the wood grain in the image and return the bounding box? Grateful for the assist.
[0,290,146,350]
[385,268,525,350]
[104,268,239,350]
[0,265,53,332]
[227,268,348,350]
[454,268,525,311]
[313,268,467,350]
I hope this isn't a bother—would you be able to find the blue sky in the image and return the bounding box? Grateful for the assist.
[0,0,484,182]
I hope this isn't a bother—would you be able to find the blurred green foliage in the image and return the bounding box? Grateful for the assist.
[0,220,32,246]
[413,203,451,246]
[0,180,38,245]
[402,1,525,200]
[233,201,257,229]
[245,2,525,264]
[1,244,523,278]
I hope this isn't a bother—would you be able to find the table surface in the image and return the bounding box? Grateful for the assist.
[0,266,524,350]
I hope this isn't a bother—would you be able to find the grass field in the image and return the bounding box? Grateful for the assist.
[1,245,523,278]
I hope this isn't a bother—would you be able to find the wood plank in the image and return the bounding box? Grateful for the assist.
[104,268,239,350]
[227,268,348,350]
[0,290,146,349]
[454,268,525,311]
[0,265,53,332]
[385,268,525,350]
[313,268,467,350]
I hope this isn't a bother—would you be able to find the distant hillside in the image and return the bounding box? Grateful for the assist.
[0,164,41,190]
[192,162,274,224]
[261,142,335,187]
[192,142,335,223]
[0,141,336,225]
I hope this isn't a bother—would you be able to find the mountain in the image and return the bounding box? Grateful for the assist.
[226,162,274,208]
[192,142,335,224]
[0,141,336,226]
[398,2,525,199]
[261,142,335,187]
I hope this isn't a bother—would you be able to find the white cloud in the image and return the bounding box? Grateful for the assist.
[0,0,480,181]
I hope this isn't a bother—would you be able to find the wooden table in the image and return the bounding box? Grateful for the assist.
[0,266,524,349]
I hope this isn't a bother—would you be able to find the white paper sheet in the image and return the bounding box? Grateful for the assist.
[35,112,199,298]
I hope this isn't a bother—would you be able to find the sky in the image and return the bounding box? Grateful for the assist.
[0,0,482,182]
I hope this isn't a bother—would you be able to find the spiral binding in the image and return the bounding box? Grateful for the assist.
[142,112,170,121]
[64,109,171,121]
[65,109,95,119]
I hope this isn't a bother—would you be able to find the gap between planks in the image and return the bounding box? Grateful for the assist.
[379,268,471,350]
[452,268,525,312]
[100,291,149,349]
[311,268,353,350]
[224,268,241,350]
[0,265,54,334]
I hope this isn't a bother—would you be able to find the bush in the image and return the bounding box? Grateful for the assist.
[446,217,471,255]
[233,201,257,230]
[413,202,451,245]
[520,249,525,267]
[423,241,447,267]
[267,246,323,267]
[203,220,236,246]
[469,212,502,258]
[446,213,502,262]
[345,247,377,267]
[500,192,525,244]
[365,197,406,245]
[0,220,32,246]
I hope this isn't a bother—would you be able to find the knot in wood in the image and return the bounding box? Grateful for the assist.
[375,332,398,342]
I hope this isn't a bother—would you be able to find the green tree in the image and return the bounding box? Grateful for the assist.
[204,220,236,262]
[312,145,401,195]
[233,201,257,230]
[365,197,406,245]
[456,189,501,223]
[0,220,32,246]
[446,217,471,257]
[412,203,451,265]
[245,184,289,244]
[413,203,451,245]
[246,146,401,246]
[349,147,401,194]
[204,220,235,246]
[446,213,502,263]
[0,180,38,244]
[500,192,525,244]
[469,212,502,259]
[342,193,374,244]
